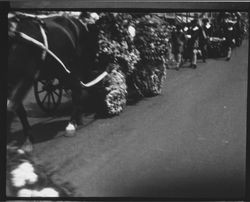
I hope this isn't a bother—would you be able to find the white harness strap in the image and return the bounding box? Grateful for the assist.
[18,31,71,74]
[78,18,89,32]
[80,71,108,87]
[7,99,11,110]
[39,25,48,60]
[17,31,108,87]
[15,12,63,19]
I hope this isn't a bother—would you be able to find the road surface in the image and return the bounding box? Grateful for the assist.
[9,41,248,198]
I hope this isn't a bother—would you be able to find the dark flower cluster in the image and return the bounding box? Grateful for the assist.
[94,13,171,73]
[95,13,140,74]
[90,13,171,97]
[133,14,171,66]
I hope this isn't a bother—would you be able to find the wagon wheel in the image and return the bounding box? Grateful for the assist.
[34,78,63,113]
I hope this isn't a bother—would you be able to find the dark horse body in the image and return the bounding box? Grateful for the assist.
[8,13,99,151]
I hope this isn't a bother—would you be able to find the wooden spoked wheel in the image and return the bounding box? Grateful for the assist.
[34,78,63,113]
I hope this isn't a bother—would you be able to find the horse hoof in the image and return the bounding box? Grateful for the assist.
[65,122,77,137]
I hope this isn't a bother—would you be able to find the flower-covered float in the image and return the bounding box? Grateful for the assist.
[87,12,171,115]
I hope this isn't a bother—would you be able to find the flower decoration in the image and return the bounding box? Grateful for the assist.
[7,146,73,197]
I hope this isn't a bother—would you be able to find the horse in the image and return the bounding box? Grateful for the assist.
[8,12,106,152]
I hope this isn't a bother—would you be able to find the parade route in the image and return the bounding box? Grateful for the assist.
[8,40,248,198]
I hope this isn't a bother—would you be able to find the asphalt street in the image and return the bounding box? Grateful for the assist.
[9,40,248,198]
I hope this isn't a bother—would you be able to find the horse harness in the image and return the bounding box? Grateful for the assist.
[8,12,109,88]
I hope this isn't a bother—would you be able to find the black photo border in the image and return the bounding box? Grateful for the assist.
[2,1,250,201]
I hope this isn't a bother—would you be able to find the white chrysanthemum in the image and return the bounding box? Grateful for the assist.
[90,12,99,21]
[18,187,59,197]
[128,26,136,38]
[11,162,38,187]
[32,188,59,197]
[106,88,127,114]
[102,68,127,115]
[206,23,211,29]
[68,11,81,17]
[17,188,33,197]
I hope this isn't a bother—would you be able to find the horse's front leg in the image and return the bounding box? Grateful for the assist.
[16,103,33,152]
[65,85,86,135]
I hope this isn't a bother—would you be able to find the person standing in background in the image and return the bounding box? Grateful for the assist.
[187,19,201,68]
[222,19,235,61]
[201,18,212,62]
[171,24,186,70]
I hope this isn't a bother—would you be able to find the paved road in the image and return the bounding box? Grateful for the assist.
[9,41,248,198]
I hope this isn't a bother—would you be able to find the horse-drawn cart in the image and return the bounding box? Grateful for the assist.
[33,66,127,116]
[32,12,169,114]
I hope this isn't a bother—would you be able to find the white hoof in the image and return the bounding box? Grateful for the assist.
[65,122,77,136]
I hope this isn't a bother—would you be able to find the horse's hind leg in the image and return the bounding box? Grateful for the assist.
[8,76,36,151]
[16,103,33,152]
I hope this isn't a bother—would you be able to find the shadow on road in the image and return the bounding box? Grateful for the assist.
[212,57,228,61]
[8,96,101,146]
[166,62,197,70]
[118,171,244,198]
[25,100,73,118]
[8,120,68,145]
